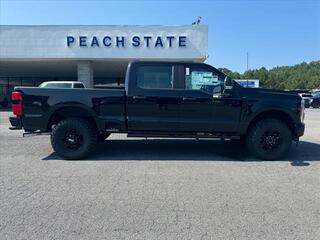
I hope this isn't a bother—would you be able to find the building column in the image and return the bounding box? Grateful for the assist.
[77,61,93,88]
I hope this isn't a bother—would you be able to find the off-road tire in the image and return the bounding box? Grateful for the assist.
[312,102,319,108]
[246,118,292,160]
[51,118,97,160]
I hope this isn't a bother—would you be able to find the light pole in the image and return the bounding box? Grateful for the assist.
[246,52,249,71]
[246,52,249,87]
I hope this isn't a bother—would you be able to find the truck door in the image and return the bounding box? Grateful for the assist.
[126,63,181,131]
[178,64,242,133]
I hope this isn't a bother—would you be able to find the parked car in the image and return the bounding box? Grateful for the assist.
[311,92,320,108]
[39,81,85,88]
[9,61,305,160]
[299,93,313,108]
[94,83,125,89]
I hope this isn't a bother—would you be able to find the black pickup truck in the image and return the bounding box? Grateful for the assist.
[9,61,305,160]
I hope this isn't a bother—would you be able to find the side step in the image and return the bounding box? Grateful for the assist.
[23,131,51,137]
[127,133,240,140]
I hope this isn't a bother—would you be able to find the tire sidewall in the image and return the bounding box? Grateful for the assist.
[51,118,96,159]
[247,119,292,160]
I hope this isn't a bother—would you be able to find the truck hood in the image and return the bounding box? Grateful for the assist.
[255,88,298,95]
[241,87,301,100]
[236,87,303,109]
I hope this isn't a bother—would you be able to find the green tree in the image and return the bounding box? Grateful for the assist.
[219,60,320,90]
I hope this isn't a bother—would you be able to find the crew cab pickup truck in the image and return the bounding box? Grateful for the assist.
[9,61,305,160]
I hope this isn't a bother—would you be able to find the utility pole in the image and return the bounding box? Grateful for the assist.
[246,52,249,71]
[246,52,249,87]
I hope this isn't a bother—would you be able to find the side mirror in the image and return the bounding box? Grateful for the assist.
[224,76,233,94]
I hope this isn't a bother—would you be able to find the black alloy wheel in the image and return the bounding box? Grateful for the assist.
[260,130,281,151]
[246,118,292,160]
[63,129,84,151]
[51,118,97,160]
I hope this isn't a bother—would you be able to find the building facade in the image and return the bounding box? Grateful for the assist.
[235,79,260,88]
[0,25,208,103]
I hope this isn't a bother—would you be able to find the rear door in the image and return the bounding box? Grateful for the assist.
[126,63,181,131]
[178,63,242,133]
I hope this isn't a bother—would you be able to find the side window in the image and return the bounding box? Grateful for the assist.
[185,66,224,94]
[137,66,173,89]
[74,83,85,88]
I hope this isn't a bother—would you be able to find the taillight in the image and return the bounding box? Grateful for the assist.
[11,91,23,116]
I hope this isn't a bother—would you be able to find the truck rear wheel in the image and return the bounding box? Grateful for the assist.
[246,118,292,160]
[51,118,97,160]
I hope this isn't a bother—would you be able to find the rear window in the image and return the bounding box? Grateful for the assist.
[42,83,72,88]
[137,66,173,89]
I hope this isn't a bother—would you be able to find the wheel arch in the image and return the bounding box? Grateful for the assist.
[47,105,103,132]
[245,109,296,136]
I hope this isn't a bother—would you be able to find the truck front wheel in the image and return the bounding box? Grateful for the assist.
[246,118,292,160]
[51,118,97,160]
[312,102,319,108]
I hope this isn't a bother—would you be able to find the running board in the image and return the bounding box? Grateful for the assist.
[127,133,240,140]
[23,131,51,137]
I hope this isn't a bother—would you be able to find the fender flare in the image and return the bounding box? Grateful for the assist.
[46,103,104,131]
[240,106,297,134]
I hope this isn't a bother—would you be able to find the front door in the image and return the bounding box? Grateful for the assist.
[178,64,242,133]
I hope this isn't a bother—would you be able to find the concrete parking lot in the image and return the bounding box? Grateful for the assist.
[0,109,320,240]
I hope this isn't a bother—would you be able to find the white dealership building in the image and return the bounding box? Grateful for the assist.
[0,25,208,98]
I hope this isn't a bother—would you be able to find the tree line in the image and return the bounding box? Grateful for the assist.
[219,60,320,90]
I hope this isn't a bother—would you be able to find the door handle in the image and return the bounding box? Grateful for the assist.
[182,97,196,101]
[132,96,145,100]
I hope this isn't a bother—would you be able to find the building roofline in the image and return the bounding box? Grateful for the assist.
[0,24,208,27]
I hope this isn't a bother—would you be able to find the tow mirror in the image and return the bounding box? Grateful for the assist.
[224,76,233,94]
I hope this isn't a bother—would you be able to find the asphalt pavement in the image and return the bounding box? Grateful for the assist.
[0,109,320,240]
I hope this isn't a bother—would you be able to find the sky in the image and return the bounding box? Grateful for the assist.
[0,0,319,73]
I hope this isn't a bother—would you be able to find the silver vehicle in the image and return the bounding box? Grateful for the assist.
[299,93,313,108]
[39,81,85,89]
[311,91,320,108]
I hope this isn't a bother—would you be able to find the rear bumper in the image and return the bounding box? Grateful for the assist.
[9,116,23,130]
[10,115,49,132]
[295,122,305,138]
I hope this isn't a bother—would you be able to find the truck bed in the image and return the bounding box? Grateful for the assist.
[15,87,126,132]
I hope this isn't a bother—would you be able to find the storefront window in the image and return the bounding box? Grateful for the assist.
[22,78,36,86]
[0,78,9,95]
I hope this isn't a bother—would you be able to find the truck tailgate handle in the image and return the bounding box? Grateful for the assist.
[132,96,145,100]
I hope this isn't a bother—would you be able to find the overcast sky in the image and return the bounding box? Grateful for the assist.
[1,0,319,73]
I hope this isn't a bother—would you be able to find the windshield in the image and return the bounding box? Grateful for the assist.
[313,92,320,98]
[40,83,72,88]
